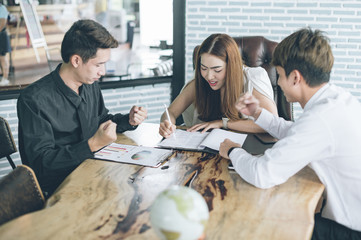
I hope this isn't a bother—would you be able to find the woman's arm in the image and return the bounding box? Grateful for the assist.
[161,80,196,122]
[253,88,278,116]
[0,18,6,31]
[159,81,196,137]
[228,88,278,133]
[226,66,279,133]
[188,88,278,134]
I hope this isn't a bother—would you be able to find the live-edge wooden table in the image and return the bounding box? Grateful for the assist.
[0,123,324,240]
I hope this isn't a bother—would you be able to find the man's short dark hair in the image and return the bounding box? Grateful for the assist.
[61,19,119,63]
[272,28,334,87]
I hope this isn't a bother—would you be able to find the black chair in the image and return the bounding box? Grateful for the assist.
[193,36,293,121]
[0,116,17,169]
[0,165,45,226]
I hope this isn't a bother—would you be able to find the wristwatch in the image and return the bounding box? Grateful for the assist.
[222,117,229,129]
[227,147,239,157]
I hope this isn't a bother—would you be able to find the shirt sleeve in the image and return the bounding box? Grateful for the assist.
[96,85,136,133]
[17,95,94,176]
[244,67,274,101]
[255,109,293,139]
[230,111,334,189]
[112,113,137,132]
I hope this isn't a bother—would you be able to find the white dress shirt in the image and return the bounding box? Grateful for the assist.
[183,66,274,126]
[230,84,361,231]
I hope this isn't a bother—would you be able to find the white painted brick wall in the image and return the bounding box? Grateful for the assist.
[185,0,361,117]
[0,83,171,178]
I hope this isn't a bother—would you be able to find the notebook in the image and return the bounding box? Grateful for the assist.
[157,128,247,153]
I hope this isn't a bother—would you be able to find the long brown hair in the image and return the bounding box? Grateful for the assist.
[194,34,244,121]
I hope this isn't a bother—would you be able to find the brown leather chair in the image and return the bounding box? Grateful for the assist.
[193,36,293,121]
[0,165,45,226]
[0,116,17,169]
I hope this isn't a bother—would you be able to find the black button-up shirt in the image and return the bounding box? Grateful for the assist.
[17,65,135,195]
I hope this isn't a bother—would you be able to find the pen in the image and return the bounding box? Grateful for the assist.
[164,104,176,139]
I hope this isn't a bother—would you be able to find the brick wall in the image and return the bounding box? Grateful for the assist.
[185,0,361,117]
[0,83,171,178]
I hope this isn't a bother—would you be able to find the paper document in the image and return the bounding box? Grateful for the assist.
[94,143,172,167]
[157,129,247,152]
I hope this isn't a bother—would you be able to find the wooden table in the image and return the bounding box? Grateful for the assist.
[0,123,324,240]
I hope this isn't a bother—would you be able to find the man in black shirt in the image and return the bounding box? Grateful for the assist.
[17,19,147,198]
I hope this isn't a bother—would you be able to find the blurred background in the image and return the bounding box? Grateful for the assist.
[4,0,173,85]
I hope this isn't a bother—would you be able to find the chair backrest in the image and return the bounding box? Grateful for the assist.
[0,116,17,169]
[0,165,45,226]
[193,36,292,121]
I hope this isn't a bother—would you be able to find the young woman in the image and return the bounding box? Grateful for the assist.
[159,33,278,138]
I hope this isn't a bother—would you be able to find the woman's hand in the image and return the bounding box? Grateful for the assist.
[187,120,223,133]
[159,120,176,138]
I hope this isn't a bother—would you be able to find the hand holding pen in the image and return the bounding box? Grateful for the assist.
[159,104,177,139]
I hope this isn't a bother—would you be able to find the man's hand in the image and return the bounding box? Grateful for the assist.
[236,93,262,120]
[88,120,117,152]
[219,138,241,159]
[129,106,147,126]
[159,120,176,138]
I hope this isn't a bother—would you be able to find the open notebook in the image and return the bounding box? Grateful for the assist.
[157,128,247,153]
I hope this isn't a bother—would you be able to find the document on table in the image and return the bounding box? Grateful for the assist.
[157,128,247,152]
[94,143,173,167]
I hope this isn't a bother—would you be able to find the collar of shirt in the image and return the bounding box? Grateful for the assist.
[52,64,87,108]
[303,83,330,112]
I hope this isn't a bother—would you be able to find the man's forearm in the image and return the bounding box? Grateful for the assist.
[254,109,293,139]
[111,113,135,132]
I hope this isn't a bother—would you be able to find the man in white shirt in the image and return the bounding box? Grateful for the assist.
[219,28,361,239]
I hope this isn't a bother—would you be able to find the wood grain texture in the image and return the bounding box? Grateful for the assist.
[0,123,324,240]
